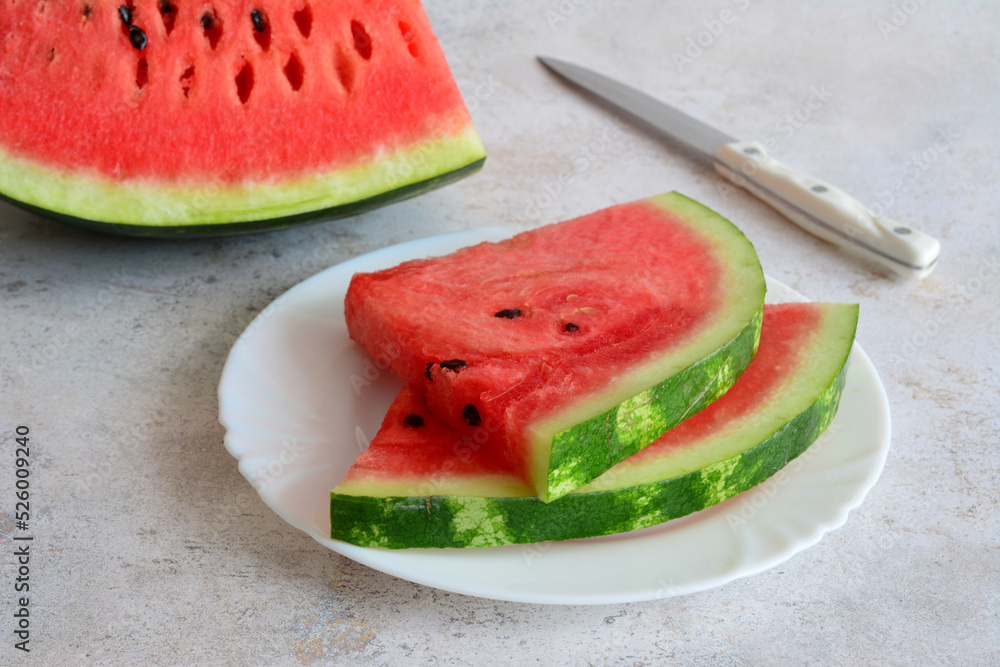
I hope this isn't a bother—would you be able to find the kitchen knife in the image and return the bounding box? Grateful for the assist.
[538,56,940,279]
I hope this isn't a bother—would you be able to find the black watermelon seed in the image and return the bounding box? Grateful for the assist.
[129,25,147,50]
[440,359,468,372]
[424,362,434,381]
[462,404,481,427]
[159,1,177,34]
[201,13,214,30]
[83,5,92,20]
[564,322,580,332]
[494,308,522,319]
[251,9,268,32]
[118,4,132,25]
[403,413,424,428]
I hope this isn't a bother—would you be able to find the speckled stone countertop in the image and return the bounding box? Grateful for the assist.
[1,1,997,664]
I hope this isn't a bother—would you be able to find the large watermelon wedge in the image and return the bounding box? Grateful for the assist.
[345,192,766,501]
[0,0,485,236]
[331,302,858,548]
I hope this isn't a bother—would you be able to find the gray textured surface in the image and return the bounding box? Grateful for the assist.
[1,1,998,664]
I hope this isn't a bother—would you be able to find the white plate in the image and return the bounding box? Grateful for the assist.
[219,227,891,605]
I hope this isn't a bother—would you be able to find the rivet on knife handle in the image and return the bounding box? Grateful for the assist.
[714,141,941,279]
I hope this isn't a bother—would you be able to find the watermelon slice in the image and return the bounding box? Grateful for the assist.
[345,192,766,501]
[331,302,858,548]
[0,0,485,236]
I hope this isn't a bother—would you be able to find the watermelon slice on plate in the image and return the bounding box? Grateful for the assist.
[0,0,485,236]
[345,192,766,501]
[218,226,890,603]
[330,302,859,548]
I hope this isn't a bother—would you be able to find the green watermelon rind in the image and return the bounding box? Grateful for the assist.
[329,305,858,549]
[0,128,485,238]
[328,361,847,548]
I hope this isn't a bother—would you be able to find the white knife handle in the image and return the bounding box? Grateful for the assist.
[713,140,940,279]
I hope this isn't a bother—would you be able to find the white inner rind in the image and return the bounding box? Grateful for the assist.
[0,128,485,226]
[335,473,532,499]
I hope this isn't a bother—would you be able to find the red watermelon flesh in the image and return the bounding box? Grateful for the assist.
[331,302,859,548]
[0,0,485,230]
[344,304,824,497]
[341,304,820,495]
[345,192,766,501]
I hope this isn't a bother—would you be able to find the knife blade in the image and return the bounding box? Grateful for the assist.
[538,55,940,279]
